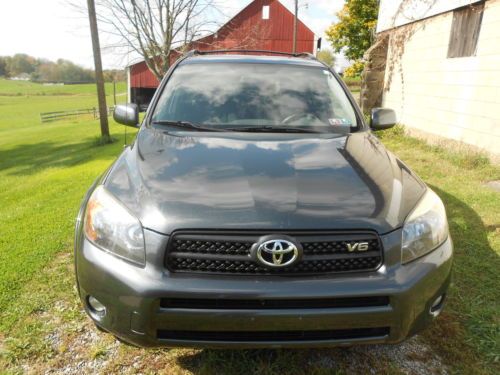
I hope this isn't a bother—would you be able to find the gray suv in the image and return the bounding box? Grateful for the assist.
[74,51,453,348]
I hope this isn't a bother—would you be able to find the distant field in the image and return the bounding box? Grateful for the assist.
[0,79,126,96]
[0,79,127,131]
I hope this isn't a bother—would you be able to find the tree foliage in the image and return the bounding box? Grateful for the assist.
[0,54,124,82]
[94,0,219,81]
[0,57,7,77]
[344,60,365,78]
[33,59,95,83]
[316,50,336,67]
[6,54,37,76]
[325,0,379,61]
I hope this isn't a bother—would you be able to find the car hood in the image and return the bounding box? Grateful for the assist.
[105,128,426,234]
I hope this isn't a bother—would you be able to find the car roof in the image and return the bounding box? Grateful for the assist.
[180,54,325,68]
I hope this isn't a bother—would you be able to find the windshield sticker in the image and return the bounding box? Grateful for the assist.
[329,118,351,126]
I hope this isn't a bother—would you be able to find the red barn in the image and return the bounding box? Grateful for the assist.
[127,0,317,106]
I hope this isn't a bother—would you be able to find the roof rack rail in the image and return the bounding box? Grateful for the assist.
[183,50,200,58]
[186,49,317,60]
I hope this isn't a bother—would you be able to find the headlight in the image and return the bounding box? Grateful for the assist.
[84,186,145,266]
[402,189,449,264]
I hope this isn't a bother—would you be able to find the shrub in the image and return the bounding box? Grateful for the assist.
[344,60,365,78]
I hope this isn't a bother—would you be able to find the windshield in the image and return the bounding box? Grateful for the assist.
[151,62,359,133]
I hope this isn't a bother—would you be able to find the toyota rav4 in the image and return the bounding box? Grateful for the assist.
[74,51,453,348]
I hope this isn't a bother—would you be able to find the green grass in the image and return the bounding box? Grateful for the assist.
[0,79,126,132]
[0,79,134,334]
[0,80,498,374]
[342,76,361,93]
[378,127,500,373]
[0,79,126,96]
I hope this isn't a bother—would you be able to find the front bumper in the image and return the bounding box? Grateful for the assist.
[75,229,453,348]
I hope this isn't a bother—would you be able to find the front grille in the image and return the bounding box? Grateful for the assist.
[160,296,390,309]
[165,231,383,275]
[157,327,390,342]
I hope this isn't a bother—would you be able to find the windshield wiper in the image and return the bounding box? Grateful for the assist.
[224,126,322,134]
[151,120,224,132]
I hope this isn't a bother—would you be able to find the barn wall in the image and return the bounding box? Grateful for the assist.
[205,0,315,51]
[129,0,315,90]
[130,61,160,89]
[382,0,500,157]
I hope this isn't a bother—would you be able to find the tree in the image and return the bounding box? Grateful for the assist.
[6,54,36,76]
[94,0,218,81]
[0,57,7,77]
[344,60,365,78]
[30,59,94,83]
[56,59,94,82]
[103,69,126,82]
[1,53,98,83]
[325,0,379,61]
[316,50,336,67]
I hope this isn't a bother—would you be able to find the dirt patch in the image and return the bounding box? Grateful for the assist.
[483,180,500,192]
[23,320,119,375]
[12,316,448,375]
[364,339,448,375]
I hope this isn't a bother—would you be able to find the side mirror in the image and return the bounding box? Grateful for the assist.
[370,108,396,130]
[113,103,139,127]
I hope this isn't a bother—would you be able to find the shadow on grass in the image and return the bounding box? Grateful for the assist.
[175,347,382,375]
[431,185,499,286]
[422,186,499,368]
[0,138,120,176]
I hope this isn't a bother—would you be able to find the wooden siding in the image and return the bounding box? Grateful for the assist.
[129,58,160,89]
[447,2,485,58]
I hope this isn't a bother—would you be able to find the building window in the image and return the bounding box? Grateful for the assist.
[262,5,270,20]
[447,2,484,58]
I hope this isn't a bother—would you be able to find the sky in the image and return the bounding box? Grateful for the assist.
[0,0,346,70]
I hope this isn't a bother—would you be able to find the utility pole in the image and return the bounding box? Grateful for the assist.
[87,0,110,140]
[293,0,298,53]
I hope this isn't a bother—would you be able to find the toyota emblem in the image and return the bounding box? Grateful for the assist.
[255,239,301,268]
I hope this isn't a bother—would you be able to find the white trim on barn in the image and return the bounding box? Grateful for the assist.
[127,67,131,104]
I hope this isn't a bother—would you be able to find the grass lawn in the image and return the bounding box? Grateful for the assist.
[0,79,134,331]
[0,79,498,374]
[379,130,500,373]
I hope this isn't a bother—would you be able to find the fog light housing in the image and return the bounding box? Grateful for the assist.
[87,295,106,315]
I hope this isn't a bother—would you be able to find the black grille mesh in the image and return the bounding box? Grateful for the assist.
[172,239,253,255]
[166,232,383,275]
